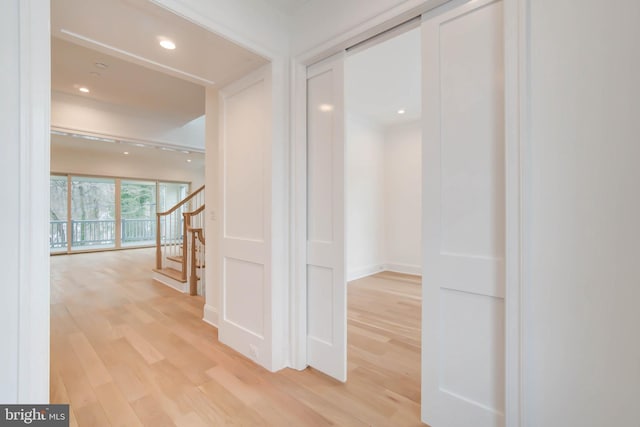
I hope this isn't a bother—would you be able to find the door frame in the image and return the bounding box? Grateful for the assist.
[10,0,52,403]
[291,0,530,425]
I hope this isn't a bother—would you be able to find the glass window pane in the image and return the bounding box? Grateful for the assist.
[121,180,157,247]
[50,175,68,253]
[71,176,116,250]
[158,182,189,212]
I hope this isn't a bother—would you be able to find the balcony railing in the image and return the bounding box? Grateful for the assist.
[50,218,164,249]
[71,219,116,246]
[50,220,67,249]
[121,218,156,243]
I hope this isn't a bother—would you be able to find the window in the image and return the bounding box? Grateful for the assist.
[71,176,116,250]
[121,180,157,247]
[158,182,189,213]
[50,175,190,253]
[49,175,68,253]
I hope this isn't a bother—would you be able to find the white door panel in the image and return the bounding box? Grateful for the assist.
[306,54,347,382]
[218,66,273,368]
[422,0,505,426]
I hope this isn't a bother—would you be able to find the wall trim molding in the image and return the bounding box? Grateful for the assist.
[347,264,423,282]
[504,0,530,425]
[203,304,219,328]
[151,275,188,294]
[50,126,206,154]
[289,60,308,370]
[347,265,384,282]
[383,263,422,276]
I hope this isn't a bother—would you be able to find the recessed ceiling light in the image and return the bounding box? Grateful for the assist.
[159,39,176,50]
[186,159,192,163]
[123,151,129,155]
[397,109,406,114]
[94,62,108,69]
[79,87,90,93]
[319,104,334,112]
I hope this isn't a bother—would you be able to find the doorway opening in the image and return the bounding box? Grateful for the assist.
[344,26,423,422]
[303,1,509,424]
[48,0,273,422]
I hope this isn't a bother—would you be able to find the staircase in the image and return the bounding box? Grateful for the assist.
[152,185,205,296]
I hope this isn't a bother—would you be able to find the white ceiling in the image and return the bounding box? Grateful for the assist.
[51,0,418,136]
[346,27,422,128]
[51,0,270,126]
[263,0,312,15]
[52,38,205,122]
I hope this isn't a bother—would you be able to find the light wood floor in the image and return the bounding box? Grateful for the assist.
[51,249,422,426]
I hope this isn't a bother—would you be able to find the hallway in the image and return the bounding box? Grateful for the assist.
[50,249,422,426]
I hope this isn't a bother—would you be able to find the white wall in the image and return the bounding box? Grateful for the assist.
[384,121,421,274]
[0,0,50,403]
[345,117,422,279]
[52,91,205,150]
[527,1,640,426]
[346,114,386,280]
[50,136,205,187]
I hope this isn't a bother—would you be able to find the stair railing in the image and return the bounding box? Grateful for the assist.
[184,205,205,295]
[156,185,205,281]
[187,226,205,296]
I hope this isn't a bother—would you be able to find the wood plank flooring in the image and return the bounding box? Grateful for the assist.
[51,249,422,426]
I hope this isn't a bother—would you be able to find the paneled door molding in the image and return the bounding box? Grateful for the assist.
[504,0,530,425]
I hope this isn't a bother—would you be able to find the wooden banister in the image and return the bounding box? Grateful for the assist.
[155,213,162,269]
[188,205,205,216]
[188,227,205,296]
[157,185,205,217]
[187,227,205,245]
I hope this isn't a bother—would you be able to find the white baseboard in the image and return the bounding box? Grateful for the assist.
[383,263,422,276]
[152,272,188,293]
[347,264,385,281]
[203,304,218,328]
[347,263,423,281]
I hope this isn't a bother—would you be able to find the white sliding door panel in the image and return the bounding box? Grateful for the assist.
[306,54,347,382]
[422,1,505,426]
[218,66,273,368]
